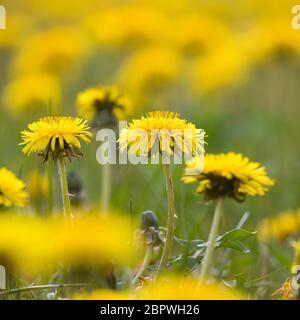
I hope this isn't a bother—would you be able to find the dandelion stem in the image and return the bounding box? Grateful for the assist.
[100,162,111,213]
[132,243,153,286]
[47,160,53,215]
[155,164,175,279]
[57,155,72,222]
[199,197,223,284]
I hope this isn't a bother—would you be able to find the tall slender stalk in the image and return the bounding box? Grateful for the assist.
[155,164,175,279]
[57,155,72,222]
[100,162,111,213]
[199,197,223,285]
[47,160,53,215]
[132,243,153,286]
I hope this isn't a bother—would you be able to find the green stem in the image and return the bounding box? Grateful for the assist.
[132,243,153,286]
[57,155,72,222]
[155,164,175,279]
[0,283,91,297]
[47,160,53,215]
[100,163,111,213]
[199,198,223,284]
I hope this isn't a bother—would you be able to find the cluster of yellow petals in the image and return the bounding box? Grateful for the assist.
[0,167,28,208]
[183,153,274,200]
[258,208,300,242]
[119,111,205,158]
[20,117,92,156]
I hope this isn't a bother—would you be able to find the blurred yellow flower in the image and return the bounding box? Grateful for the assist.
[0,212,134,272]
[244,20,300,63]
[116,47,180,100]
[2,73,61,114]
[183,153,274,201]
[258,209,300,242]
[12,26,90,76]
[84,5,168,48]
[193,42,250,94]
[73,275,244,300]
[27,170,49,201]
[119,111,205,159]
[173,14,231,56]
[76,86,132,128]
[0,167,28,208]
[20,117,92,161]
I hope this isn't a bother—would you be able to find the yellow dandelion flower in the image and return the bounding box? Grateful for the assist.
[116,47,180,101]
[84,5,168,48]
[0,212,134,273]
[173,14,231,56]
[120,111,205,277]
[12,26,90,76]
[119,111,205,159]
[183,153,274,202]
[0,167,28,208]
[192,42,250,95]
[2,73,61,114]
[73,276,244,300]
[76,86,132,128]
[20,116,92,162]
[257,209,300,242]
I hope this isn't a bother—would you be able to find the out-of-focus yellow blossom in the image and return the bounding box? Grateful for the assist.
[73,276,244,300]
[84,5,168,48]
[258,209,300,242]
[0,13,32,49]
[173,14,231,56]
[27,170,49,201]
[0,212,134,272]
[0,167,28,208]
[193,42,250,95]
[20,116,92,162]
[183,153,274,202]
[12,26,91,76]
[2,73,61,114]
[119,111,205,159]
[117,47,180,99]
[76,86,132,128]
[244,20,300,64]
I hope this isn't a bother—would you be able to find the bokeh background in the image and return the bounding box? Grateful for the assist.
[1,0,300,298]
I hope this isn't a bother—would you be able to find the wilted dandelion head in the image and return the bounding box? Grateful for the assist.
[76,86,132,128]
[20,116,93,162]
[183,152,274,202]
[119,111,205,160]
[0,167,28,208]
[2,73,61,114]
[257,209,300,242]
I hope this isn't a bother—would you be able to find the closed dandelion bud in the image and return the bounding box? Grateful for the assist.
[140,210,159,232]
[140,211,161,246]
